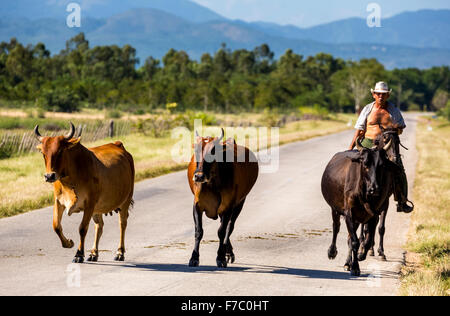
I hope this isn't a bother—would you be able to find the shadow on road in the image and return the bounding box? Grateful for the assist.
[90,261,400,281]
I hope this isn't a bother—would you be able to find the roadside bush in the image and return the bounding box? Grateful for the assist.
[174,111,217,129]
[439,101,450,121]
[38,86,80,113]
[257,108,284,127]
[299,105,330,120]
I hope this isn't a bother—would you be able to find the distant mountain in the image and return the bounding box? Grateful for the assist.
[247,10,450,50]
[0,0,226,23]
[0,2,449,69]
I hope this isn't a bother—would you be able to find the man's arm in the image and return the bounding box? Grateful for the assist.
[349,129,365,150]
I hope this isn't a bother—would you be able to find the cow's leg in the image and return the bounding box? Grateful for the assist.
[189,204,203,267]
[87,214,104,262]
[73,209,93,264]
[115,202,130,262]
[328,209,340,260]
[345,213,360,276]
[368,216,379,257]
[217,211,233,268]
[358,217,377,262]
[358,224,366,255]
[377,206,388,261]
[225,199,245,264]
[52,200,74,249]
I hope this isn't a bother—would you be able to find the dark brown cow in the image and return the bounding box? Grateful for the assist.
[321,136,397,276]
[359,126,404,261]
[187,128,259,268]
[35,123,135,263]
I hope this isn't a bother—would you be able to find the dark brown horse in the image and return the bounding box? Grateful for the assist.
[321,135,397,276]
[187,128,259,268]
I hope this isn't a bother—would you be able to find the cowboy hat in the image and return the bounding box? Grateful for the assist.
[371,81,392,94]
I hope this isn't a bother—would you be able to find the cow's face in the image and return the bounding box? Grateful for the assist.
[193,129,224,184]
[359,148,384,197]
[35,123,78,183]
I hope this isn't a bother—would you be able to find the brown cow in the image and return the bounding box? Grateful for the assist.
[321,136,396,276]
[187,128,259,268]
[35,123,135,263]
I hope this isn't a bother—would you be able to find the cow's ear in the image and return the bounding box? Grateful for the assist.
[36,144,43,152]
[68,137,81,149]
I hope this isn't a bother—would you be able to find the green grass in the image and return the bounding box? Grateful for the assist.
[400,117,450,296]
[0,113,354,218]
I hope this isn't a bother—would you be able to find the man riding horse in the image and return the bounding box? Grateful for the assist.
[348,81,414,214]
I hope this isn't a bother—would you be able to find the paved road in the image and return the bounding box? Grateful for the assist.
[0,114,418,296]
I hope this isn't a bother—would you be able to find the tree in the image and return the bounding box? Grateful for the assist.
[432,90,449,111]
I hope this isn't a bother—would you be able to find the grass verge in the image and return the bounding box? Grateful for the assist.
[399,117,450,296]
[0,114,354,218]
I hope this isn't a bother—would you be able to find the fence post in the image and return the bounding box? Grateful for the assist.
[109,120,114,138]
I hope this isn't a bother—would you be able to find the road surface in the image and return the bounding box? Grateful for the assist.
[0,114,418,296]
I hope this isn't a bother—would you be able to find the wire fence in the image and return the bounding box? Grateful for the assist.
[0,120,133,159]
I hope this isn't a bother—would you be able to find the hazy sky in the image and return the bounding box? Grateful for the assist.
[192,0,450,27]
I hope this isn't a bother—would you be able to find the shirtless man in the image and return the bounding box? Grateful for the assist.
[349,81,414,213]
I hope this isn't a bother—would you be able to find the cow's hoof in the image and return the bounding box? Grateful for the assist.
[73,256,84,264]
[379,254,387,261]
[64,239,75,249]
[216,258,228,268]
[87,255,98,262]
[328,247,338,260]
[368,249,375,257]
[358,252,367,262]
[351,269,361,277]
[114,254,125,262]
[189,258,199,267]
[226,253,235,264]
[344,263,351,271]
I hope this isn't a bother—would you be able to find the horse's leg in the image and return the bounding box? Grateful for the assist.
[328,209,340,260]
[378,204,388,261]
[189,204,203,267]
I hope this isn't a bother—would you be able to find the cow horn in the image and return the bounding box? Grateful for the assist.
[383,138,393,151]
[76,125,83,138]
[217,128,224,142]
[64,122,76,140]
[356,137,364,152]
[34,125,44,142]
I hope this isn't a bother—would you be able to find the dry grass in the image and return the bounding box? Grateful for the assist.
[399,117,450,296]
[0,114,354,218]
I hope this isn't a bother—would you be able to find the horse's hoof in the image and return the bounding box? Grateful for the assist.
[189,258,199,267]
[87,255,98,262]
[216,258,228,268]
[328,247,338,260]
[114,254,125,262]
[226,253,235,264]
[72,256,84,264]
